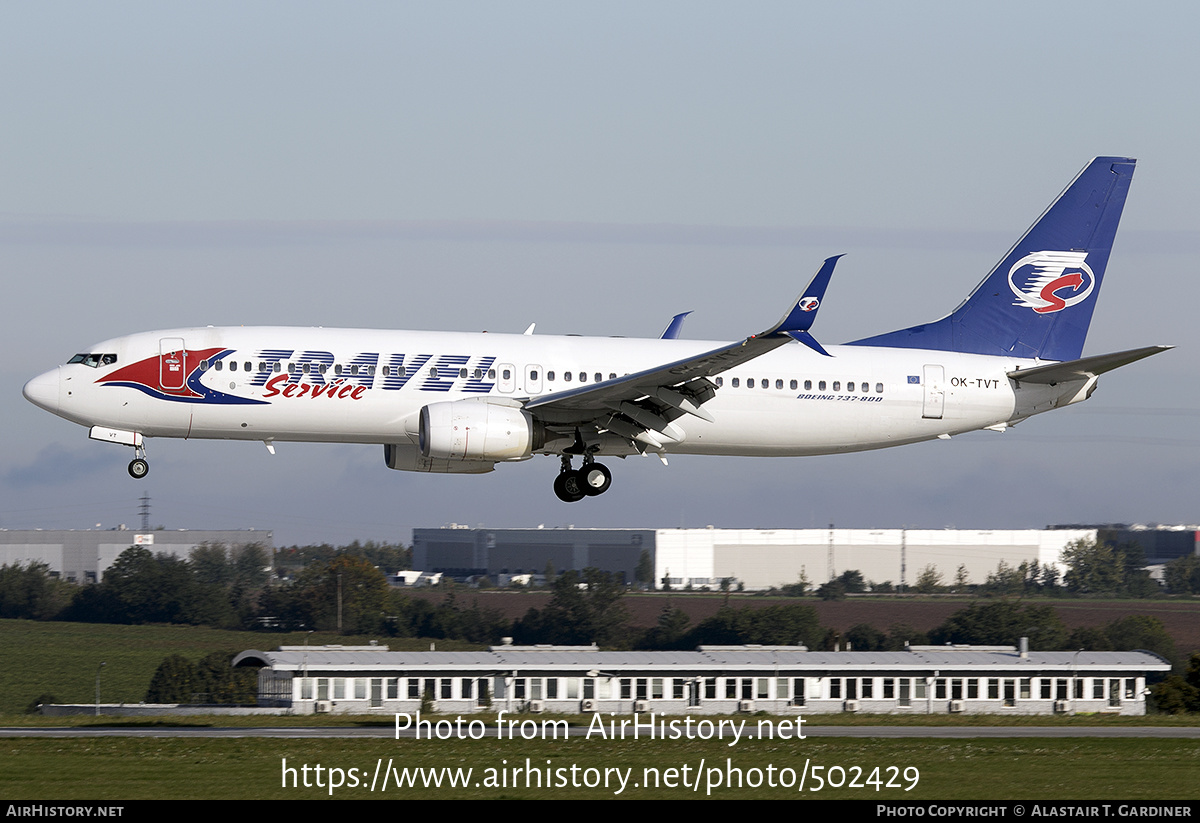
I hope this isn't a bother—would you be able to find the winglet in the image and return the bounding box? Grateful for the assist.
[660,311,692,340]
[768,255,843,336]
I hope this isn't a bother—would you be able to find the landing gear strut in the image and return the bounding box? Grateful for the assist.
[553,454,611,502]
[128,444,149,479]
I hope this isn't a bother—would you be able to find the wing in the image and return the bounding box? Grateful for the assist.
[525,256,842,450]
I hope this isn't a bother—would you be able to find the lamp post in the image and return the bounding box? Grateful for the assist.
[94,662,106,717]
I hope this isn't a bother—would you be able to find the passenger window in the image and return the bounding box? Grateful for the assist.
[200,360,209,370]
[595,373,602,383]
[790,379,797,390]
[732,378,740,388]
[430,367,438,378]
[351,365,360,376]
[215,361,223,371]
[861,382,869,392]
[459,368,468,378]
[319,364,328,374]
[368,365,376,375]
[229,361,238,372]
[529,370,538,381]
[273,362,282,373]
[335,364,343,375]
[579,372,587,383]
[776,379,783,390]
[487,369,495,379]
[301,363,309,374]
[473,369,482,379]
[244,362,251,372]
[609,373,616,380]
[715,377,723,387]
[847,381,854,392]
[502,369,512,380]
[833,381,841,391]
[548,371,555,381]
[819,381,826,391]
[747,378,755,388]
[876,383,883,393]
[564,372,572,382]
[804,380,812,390]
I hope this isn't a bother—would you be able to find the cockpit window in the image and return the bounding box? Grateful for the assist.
[68,353,117,368]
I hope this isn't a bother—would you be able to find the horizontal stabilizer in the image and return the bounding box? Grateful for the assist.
[1007,345,1171,385]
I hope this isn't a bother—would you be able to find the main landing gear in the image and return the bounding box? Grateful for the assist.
[128,444,149,479]
[553,454,612,503]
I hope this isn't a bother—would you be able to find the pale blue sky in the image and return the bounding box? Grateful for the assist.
[3,2,1197,544]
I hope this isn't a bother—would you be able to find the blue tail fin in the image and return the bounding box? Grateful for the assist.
[847,157,1136,361]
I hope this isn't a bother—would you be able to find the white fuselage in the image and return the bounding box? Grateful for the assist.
[26,325,1087,464]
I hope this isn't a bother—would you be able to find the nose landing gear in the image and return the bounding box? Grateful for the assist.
[553,455,612,502]
[127,444,149,479]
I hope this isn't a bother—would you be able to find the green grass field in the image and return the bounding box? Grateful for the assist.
[0,619,477,714]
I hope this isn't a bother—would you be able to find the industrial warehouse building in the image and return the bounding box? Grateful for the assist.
[412,525,1199,591]
[233,643,1168,716]
[0,529,273,582]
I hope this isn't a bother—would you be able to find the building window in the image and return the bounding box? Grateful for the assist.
[862,678,874,699]
[792,678,806,706]
[830,679,842,700]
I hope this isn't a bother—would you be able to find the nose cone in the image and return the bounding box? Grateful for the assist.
[23,369,60,413]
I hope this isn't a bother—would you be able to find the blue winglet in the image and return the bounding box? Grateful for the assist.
[660,311,692,340]
[770,254,843,335]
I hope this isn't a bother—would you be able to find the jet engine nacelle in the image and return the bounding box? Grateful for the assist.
[383,442,496,474]
[419,400,541,461]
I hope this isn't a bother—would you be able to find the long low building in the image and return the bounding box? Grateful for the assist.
[413,525,1199,591]
[413,526,1097,591]
[0,528,273,582]
[233,643,1168,716]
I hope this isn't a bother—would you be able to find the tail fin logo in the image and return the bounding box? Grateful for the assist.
[798,297,820,312]
[1008,250,1095,314]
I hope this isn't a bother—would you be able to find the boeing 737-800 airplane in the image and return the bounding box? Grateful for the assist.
[23,157,1168,501]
